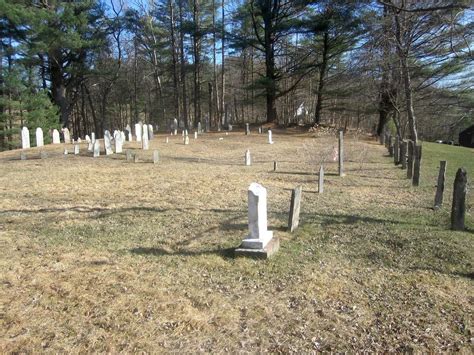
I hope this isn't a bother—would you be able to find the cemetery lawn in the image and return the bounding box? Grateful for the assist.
[0,131,472,352]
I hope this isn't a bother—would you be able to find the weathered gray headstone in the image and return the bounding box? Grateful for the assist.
[319,165,324,193]
[245,123,250,135]
[40,150,48,159]
[165,137,169,144]
[235,183,279,258]
[126,149,133,162]
[258,126,262,134]
[197,122,202,133]
[93,140,100,157]
[36,128,44,147]
[228,124,232,131]
[21,127,30,149]
[412,145,422,186]
[434,160,447,210]
[134,154,139,163]
[74,144,79,155]
[451,168,467,231]
[273,161,277,171]
[288,185,303,232]
[407,140,414,179]
[338,130,344,177]
[62,128,71,144]
[245,149,251,166]
[20,152,26,160]
[153,150,159,164]
[148,124,153,140]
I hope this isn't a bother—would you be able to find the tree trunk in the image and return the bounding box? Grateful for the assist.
[220,0,225,126]
[179,0,189,129]
[169,0,181,123]
[314,32,329,125]
[193,0,201,128]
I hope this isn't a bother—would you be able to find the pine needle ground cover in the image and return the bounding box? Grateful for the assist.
[0,129,472,352]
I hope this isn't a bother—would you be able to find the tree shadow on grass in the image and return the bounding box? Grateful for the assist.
[130,246,236,259]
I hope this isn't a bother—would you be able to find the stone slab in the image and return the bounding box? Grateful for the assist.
[235,237,280,259]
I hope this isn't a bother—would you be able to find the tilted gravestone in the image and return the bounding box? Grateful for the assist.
[434,160,447,210]
[450,168,467,231]
[21,127,30,149]
[288,185,303,232]
[235,183,279,258]
[36,128,44,147]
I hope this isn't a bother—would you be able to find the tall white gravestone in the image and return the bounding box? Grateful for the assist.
[21,127,30,149]
[114,131,123,153]
[62,128,71,143]
[245,150,251,166]
[104,130,113,155]
[235,183,279,258]
[93,140,100,157]
[173,118,178,135]
[135,123,142,142]
[142,125,149,150]
[52,129,60,144]
[36,128,44,147]
[148,124,153,140]
[268,130,274,144]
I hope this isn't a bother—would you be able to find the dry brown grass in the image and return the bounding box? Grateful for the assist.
[0,127,472,352]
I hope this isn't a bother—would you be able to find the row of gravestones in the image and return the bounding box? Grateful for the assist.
[21,127,73,149]
[380,133,468,231]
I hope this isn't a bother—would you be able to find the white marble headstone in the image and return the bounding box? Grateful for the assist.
[135,123,142,142]
[148,124,153,140]
[62,128,71,144]
[184,136,189,145]
[21,127,30,149]
[268,130,274,144]
[74,144,80,155]
[142,125,149,150]
[91,132,96,144]
[114,131,123,153]
[35,128,44,147]
[241,183,273,249]
[85,135,91,143]
[245,150,251,166]
[104,130,113,155]
[52,129,60,144]
[93,140,100,157]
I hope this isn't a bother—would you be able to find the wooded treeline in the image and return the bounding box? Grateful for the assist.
[1,0,472,150]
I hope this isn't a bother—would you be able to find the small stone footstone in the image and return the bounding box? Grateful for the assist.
[74,144,80,155]
[450,168,467,231]
[400,141,407,169]
[64,148,68,155]
[228,124,232,131]
[126,149,133,162]
[166,137,169,143]
[318,165,324,193]
[184,136,189,145]
[288,185,302,232]
[134,154,139,163]
[245,150,251,166]
[258,126,262,134]
[407,140,414,179]
[93,140,100,157]
[245,123,250,135]
[20,152,27,160]
[235,183,279,259]
[194,132,198,139]
[52,129,60,144]
[40,151,48,159]
[412,145,422,186]
[153,150,159,164]
[434,160,447,210]
[338,130,345,177]
[273,161,277,171]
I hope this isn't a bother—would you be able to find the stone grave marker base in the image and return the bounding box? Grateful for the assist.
[235,237,280,259]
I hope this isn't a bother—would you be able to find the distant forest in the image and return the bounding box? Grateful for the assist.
[1,0,473,149]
